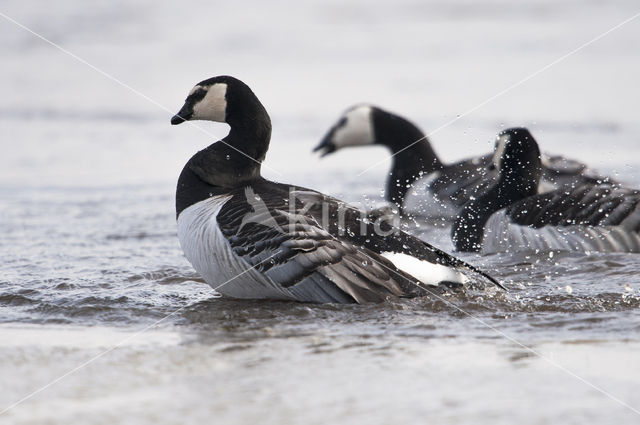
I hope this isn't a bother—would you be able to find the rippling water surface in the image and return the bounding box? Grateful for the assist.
[2,0,640,424]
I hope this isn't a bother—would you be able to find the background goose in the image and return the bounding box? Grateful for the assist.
[452,127,640,254]
[172,76,502,304]
[314,105,613,218]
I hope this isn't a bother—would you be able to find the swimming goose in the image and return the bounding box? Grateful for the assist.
[314,105,612,217]
[171,76,501,303]
[451,127,640,254]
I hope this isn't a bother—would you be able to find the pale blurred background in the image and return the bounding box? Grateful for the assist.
[2,0,639,193]
[2,1,640,424]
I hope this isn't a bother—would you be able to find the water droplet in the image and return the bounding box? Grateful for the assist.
[226,154,231,160]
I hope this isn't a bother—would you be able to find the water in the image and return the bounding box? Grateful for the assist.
[2,0,640,423]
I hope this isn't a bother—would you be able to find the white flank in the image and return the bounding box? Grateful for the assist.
[332,105,374,148]
[177,196,294,300]
[482,210,640,254]
[192,83,228,122]
[381,252,468,287]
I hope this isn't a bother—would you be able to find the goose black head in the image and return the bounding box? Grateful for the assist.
[171,76,272,189]
[493,127,542,195]
[314,105,374,157]
[171,77,228,125]
[171,76,270,134]
[314,105,437,159]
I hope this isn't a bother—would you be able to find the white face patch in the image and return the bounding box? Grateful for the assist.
[537,180,556,194]
[192,83,228,123]
[493,134,508,170]
[188,85,203,96]
[539,153,552,168]
[331,105,374,148]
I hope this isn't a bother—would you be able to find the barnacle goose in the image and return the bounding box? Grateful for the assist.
[451,127,640,254]
[314,105,613,217]
[171,76,502,303]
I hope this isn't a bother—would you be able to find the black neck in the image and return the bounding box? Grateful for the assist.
[384,141,443,209]
[451,174,539,252]
[188,125,270,188]
[176,105,272,217]
[372,109,443,208]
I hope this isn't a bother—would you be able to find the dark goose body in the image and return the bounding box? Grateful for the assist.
[315,105,613,217]
[172,76,501,303]
[451,128,640,254]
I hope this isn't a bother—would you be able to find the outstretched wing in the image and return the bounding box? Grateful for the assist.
[541,153,615,187]
[506,184,640,231]
[428,154,494,207]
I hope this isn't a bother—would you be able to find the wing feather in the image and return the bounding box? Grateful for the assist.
[213,181,500,303]
[506,184,640,229]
